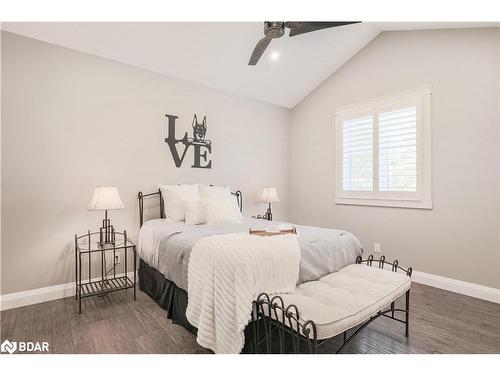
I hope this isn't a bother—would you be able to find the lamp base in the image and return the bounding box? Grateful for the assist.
[251,204,273,221]
[98,210,116,246]
[265,203,272,221]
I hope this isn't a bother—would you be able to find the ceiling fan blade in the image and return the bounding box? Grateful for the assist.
[248,36,272,65]
[286,21,360,37]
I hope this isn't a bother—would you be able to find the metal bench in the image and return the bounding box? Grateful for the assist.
[251,256,412,354]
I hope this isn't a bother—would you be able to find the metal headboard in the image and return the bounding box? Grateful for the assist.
[138,187,243,227]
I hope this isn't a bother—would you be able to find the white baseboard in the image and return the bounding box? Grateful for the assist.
[0,272,136,311]
[1,270,498,311]
[412,270,500,304]
[0,281,76,311]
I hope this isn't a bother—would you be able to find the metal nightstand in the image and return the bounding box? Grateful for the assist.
[75,230,136,314]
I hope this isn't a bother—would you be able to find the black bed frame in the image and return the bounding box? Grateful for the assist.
[138,187,242,227]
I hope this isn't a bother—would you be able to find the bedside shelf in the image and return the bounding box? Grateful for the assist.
[79,276,134,298]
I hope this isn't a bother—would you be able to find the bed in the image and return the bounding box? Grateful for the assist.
[137,188,363,353]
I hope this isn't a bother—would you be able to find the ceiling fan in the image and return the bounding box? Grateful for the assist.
[248,21,361,65]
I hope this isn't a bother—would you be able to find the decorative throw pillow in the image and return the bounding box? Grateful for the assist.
[203,197,243,225]
[183,199,207,225]
[199,184,243,221]
[159,184,200,221]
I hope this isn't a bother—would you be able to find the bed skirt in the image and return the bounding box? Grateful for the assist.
[138,259,197,334]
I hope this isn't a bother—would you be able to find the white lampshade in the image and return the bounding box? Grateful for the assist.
[260,187,280,203]
[88,186,125,211]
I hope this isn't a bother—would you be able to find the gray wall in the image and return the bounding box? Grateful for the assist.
[1,32,291,294]
[289,28,500,288]
[2,28,500,296]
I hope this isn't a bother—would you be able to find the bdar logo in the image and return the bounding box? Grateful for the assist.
[0,339,49,353]
[164,113,212,169]
[1,339,17,354]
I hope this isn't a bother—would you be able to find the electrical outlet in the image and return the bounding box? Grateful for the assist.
[374,243,381,253]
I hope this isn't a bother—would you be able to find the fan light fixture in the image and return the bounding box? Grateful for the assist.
[270,51,280,61]
[248,21,361,66]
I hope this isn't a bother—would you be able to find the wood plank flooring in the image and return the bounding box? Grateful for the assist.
[1,283,499,354]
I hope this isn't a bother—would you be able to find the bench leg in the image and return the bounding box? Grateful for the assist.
[405,289,410,337]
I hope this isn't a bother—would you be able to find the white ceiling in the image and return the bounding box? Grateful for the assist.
[2,22,497,108]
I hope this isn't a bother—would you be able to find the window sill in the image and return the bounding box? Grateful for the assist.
[335,197,432,209]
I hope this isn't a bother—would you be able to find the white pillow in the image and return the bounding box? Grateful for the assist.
[183,199,207,225]
[159,184,200,221]
[203,197,243,225]
[199,185,243,220]
[199,184,231,199]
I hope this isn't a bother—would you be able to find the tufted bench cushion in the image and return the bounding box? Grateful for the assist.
[277,264,411,340]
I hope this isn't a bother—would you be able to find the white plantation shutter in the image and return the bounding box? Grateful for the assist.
[335,85,432,209]
[378,107,417,192]
[342,116,373,191]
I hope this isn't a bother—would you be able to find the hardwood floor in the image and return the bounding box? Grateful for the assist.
[1,283,499,354]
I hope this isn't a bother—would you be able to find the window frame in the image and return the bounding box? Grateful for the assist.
[334,85,432,209]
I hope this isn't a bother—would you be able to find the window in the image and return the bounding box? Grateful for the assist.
[335,85,432,209]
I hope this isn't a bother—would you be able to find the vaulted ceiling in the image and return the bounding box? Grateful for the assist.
[2,22,496,108]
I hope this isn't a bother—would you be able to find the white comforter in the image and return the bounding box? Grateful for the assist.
[138,219,363,291]
[185,233,301,354]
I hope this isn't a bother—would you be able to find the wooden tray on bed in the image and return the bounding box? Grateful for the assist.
[249,227,297,237]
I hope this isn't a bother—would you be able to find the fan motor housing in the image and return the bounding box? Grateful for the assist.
[264,22,285,39]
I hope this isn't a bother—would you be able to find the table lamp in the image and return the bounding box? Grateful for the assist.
[88,186,124,245]
[260,187,280,221]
